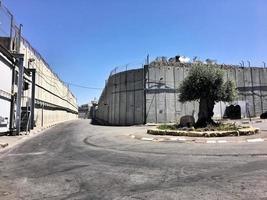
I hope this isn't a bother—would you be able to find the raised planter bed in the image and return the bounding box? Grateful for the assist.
[147,126,260,137]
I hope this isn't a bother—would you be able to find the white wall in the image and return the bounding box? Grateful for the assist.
[0,56,12,132]
[0,58,12,93]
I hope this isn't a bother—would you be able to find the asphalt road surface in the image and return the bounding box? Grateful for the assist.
[0,119,267,200]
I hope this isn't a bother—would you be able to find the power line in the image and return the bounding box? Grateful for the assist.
[64,82,103,90]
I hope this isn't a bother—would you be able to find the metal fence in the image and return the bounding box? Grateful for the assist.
[109,60,146,77]
[0,2,77,104]
[0,2,21,52]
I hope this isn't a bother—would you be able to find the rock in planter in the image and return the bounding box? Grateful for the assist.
[260,112,267,119]
[0,143,8,148]
[180,115,195,127]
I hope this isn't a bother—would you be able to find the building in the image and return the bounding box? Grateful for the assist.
[0,3,78,134]
[95,56,267,125]
[78,101,98,119]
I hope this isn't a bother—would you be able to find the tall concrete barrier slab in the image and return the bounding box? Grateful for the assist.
[96,68,144,125]
[96,62,267,125]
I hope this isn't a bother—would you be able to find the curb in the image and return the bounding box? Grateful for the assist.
[129,134,266,144]
[147,127,260,138]
[0,143,8,148]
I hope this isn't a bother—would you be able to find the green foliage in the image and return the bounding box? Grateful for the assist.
[157,124,177,130]
[179,65,237,103]
[221,80,237,102]
[157,123,242,132]
[194,123,240,131]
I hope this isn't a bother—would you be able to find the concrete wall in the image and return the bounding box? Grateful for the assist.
[0,51,13,132]
[146,63,267,123]
[34,108,77,127]
[146,64,199,123]
[19,39,78,128]
[96,68,144,125]
[97,62,267,125]
[0,2,78,132]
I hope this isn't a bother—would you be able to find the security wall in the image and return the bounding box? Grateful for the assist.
[0,1,78,131]
[96,62,267,125]
[96,69,144,125]
[146,63,267,123]
[19,39,78,128]
[146,64,199,123]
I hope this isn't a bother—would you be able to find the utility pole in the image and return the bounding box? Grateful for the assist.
[14,54,24,135]
[240,61,247,118]
[248,61,256,117]
[146,54,150,65]
[28,58,36,130]
[30,69,36,129]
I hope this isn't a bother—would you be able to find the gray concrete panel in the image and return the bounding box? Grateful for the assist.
[96,63,267,125]
[134,90,144,124]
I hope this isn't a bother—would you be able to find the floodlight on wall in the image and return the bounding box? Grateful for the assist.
[28,58,35,63]
[28,58,35,68]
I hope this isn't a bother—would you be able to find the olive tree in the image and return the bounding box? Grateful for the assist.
[179,65,236,127]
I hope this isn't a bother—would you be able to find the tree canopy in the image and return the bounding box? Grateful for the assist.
[179,65,236,103]
[179,65,237,127]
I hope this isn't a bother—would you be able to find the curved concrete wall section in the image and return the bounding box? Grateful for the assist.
[96,63,267,125]
[96,68,145,125]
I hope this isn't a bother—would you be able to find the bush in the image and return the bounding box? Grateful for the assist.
[157,123,241,132]
[157,124,177,130]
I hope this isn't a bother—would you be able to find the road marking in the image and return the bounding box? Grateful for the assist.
[130,135,135,138]
[170,137,179,141]
[154,138,166,142]
[178,138,187,141]
[7,151,46,156]
[255,120,262,123]
[217,140,227,143]
[141,137,154,141]
[247,138,264,143]
[206,140,216,144]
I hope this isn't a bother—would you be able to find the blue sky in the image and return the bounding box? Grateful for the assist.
[3,0,267,105]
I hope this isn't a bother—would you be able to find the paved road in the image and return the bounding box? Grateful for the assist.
[0,120,267,200]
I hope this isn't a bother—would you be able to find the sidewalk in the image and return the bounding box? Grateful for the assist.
[0,125,55,152]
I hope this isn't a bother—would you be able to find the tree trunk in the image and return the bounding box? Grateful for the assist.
[195,98,215,127]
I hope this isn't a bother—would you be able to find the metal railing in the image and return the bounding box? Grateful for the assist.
[0,88,11,100]
[0,2,21,52]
